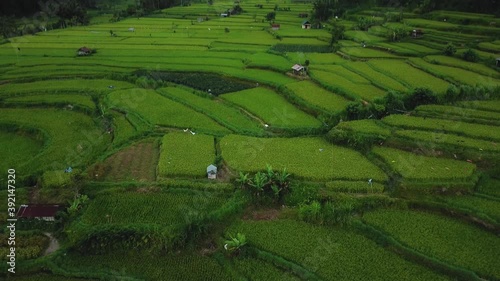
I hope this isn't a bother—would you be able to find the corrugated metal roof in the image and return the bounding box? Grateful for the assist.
[17,204,61,218]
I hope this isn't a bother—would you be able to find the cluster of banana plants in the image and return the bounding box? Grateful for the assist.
[236,165,291,204]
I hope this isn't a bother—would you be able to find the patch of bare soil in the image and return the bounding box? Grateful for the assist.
[90,139,159,181]
[242,207,281,221]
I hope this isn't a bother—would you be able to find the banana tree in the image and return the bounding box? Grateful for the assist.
[236,171,250,188]
[224,233,247,255]
[249,172,268,195]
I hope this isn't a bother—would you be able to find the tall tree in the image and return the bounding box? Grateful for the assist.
[329,20,345,48]
[0,16,18,38]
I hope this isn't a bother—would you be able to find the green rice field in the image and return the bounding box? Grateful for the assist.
[221,135,387,181]
[1,1,499,279]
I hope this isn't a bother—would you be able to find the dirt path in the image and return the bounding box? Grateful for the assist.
[43,232,60,256]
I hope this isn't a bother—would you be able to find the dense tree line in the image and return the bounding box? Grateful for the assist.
[312,0,500,22]
[375,0,499,14]
[0,0,96,17]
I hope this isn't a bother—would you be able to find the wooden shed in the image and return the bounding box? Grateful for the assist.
[207,164,217,179]
[291,64,305,75]
[77,47,92,56]
[17,204,62,221]
[301,20,311,29]
[271,24,280,30]
[411,29,423,38]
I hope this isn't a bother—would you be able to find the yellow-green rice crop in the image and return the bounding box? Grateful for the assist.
[285,81,350,112]
[363,209,500,279]
[106,89,230,134]
[371,146,475,180]
[158,132,215,178]
[382,114,500,141]
[221,135,387,181]
[367,60,450,93]
[221,88,322,129]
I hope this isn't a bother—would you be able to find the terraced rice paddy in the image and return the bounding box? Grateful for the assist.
[158,132,215,178]
[221,87,322,129]
[106,88,230,134]
[1,2,499,280]
[372,147,476,180]
[221,135,387,181]
[367,60,451,93]
[285,81,350,112]
[363,209,500,279]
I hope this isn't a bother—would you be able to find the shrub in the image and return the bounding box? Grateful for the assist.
[443,43,456,56]
[462,49,478,62]
[404,88,438,110]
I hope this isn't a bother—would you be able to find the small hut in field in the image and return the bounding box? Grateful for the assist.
[301,20,311,29]
[496,58,500,67]
[411,29,423,38]
[291,64,305,75]
[17,204,61,221]
[207,164,217,179]
[271,24,280,30]
[77,47,92,56]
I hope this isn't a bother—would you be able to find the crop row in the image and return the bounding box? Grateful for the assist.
[105,89,230,134]
[382,114,500,142]
[366,60,450,93]
[363,209,500,279]
[0,79,133,96]
[4,94,95,109]
[324,181,385,193]
[227,219,449,281]
[220,135,387,181]
[414,105,500,124]
[371,146,476,180]
[342,61,408,92]
[458,100,500,113]
[0,130,43,183]
[146,71,253,96]
[335,119,392,137]
[424,55,500,78]
[233,257,301,281]
[309,69,385,101]
[285,81,350,112]
[0,108,109,176]
[394,130,500,153]
[158,132,216,178]
[78,190,227,226]
[340,46,401,58]
[157,87,264,135]
[311,65,370,84]
[429,195,500,223]
[221,87,322,129]
[408,58,500,87]
[59,250,230,281]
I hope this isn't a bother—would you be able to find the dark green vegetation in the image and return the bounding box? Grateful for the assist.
[0,0,499,280]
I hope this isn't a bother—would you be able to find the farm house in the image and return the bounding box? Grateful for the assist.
[301,20,311,29]
[17,204,62,221]
[291,64,305,75]
[207,164,217,179]
[411,29,424,38]
[77,47,92,56]
[271,24,280,30]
